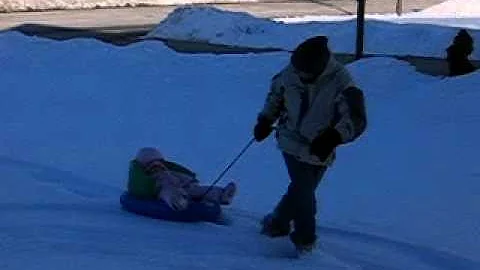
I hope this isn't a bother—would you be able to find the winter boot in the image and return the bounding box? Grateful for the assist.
[260,213,291,237]
[290,231,317,256]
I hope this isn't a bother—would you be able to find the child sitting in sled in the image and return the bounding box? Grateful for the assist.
[127,147,237,211]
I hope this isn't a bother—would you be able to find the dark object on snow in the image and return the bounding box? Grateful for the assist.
[120,192,222,223]
[446,29,476,76]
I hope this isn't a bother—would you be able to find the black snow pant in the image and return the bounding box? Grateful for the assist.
[273,152,327,245]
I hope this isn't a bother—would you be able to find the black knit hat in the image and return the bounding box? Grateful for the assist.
[291,36,331,76]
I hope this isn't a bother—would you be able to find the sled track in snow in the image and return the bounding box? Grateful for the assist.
[229,209,480,270]
[0,156,120,200]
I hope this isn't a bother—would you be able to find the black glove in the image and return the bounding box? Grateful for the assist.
[253,116,273,142]
[309,128,342,162]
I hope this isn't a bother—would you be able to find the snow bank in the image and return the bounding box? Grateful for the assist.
[147,6,480,59]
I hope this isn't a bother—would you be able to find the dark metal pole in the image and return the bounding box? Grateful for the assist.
[396,0,403,16]
[356,0,366,60]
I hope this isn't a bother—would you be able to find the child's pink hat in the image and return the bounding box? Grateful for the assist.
[135,147,164,165]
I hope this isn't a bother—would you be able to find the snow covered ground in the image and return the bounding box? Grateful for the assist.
[147,6,480,60]
[1,6,480,270]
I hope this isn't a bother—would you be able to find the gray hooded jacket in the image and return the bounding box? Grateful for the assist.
[259,55,367,165]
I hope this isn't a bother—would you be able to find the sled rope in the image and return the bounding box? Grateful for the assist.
[201,137,255,199]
